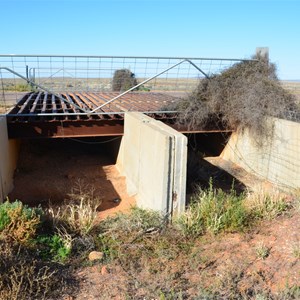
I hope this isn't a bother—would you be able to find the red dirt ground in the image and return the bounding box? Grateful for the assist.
[73,210,300,299]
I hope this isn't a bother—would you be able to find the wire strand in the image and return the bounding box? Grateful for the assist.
[66,136,121,144]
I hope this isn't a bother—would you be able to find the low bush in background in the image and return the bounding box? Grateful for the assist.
[3,83,33,92]
[112,69,138,92]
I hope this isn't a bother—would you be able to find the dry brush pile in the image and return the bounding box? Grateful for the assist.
[112,69,138,92]
[171,56,299,145]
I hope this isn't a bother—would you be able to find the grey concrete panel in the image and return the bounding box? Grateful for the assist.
[116,112,187,217]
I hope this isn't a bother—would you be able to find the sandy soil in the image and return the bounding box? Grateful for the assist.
[9,138,135,218]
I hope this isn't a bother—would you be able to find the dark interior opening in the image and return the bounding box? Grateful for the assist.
[186,132,246,195]
[8,137,123,208]
[187,132,231,156]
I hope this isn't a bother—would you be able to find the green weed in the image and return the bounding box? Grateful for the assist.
[176,180,247,236]
[36,233,71,263]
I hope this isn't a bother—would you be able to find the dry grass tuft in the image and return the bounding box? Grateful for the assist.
[255,241,271,260]
[245,186,290,220]
[47,180,101,236]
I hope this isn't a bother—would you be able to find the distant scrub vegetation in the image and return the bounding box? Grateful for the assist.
[3,83,32,92]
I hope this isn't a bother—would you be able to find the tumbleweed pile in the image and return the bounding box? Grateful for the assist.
[172,56,298,144]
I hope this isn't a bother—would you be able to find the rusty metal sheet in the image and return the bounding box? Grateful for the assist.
[6,91,183,138]
[8,120,124,138]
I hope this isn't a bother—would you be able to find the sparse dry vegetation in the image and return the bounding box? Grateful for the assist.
[47,180,101,236]
[245,185,290,220]
[0,182,299,299]
[0,201,77,299]
[84,189,299,299]
[0,241,74,300]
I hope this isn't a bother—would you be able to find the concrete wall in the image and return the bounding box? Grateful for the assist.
[117,112,187,216]
[0,117,19,201]
[221,118,300,191]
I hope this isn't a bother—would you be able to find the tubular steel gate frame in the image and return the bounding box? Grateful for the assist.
[0,54,257,117]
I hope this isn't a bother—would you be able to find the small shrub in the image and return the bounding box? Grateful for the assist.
[255,241,270,260]
[0,200,42,244]
[176,180,247,236]
[100,206,164,234]
[112,69,138,92]
[291,242,300,259]
[0,202,11,230]
[97,207,164,261]
[72,235,95,258]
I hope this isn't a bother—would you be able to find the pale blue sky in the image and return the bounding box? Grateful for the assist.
[1,0,299,79]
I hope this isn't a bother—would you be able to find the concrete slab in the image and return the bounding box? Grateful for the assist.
[117,112,187,216]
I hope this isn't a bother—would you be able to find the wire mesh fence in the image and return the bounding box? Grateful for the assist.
[0,54,256,114]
